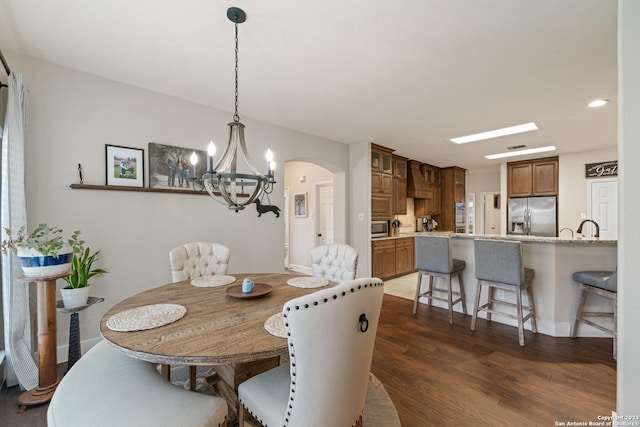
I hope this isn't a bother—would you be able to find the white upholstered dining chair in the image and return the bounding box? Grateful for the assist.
[168,241,231,391]
[238,277,384,427]
[310,243,359,283]
[169,241,231,282]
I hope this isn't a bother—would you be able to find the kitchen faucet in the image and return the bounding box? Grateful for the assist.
[576,219,600,238]
[559,227,574,238]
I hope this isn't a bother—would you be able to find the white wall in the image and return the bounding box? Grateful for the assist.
[618,0,640,415]
[284,161,333,272]
[349,142,371,278]
[7,52,351,356]
[557,147,618,233]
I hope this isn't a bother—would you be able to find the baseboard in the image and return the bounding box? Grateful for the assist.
[1,350,5,389]
[287,264,312,276]
[56,336,103,363]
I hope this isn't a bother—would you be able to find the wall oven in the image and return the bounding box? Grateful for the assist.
[371,220,390,238]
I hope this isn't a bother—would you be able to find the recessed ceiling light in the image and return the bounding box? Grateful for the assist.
[485,146,556,160]
[588,99,609,108]
[450,122,539,144]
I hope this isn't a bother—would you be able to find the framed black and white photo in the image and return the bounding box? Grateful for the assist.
[105,145,144,187]
[148,142,207,190]
[294,192,307,217]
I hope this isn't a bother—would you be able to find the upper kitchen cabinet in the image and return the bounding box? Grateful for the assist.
[414,163,441,216]
[438,166,466,232]
[371,144,393,175]
[508,156,558,197]
[392,155,408,215]
[371,144,394,219]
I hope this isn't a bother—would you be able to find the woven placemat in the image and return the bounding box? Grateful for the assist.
[190,275,236,287]
[286,276,329,289]
[106,304,187,332]
[264,312,286,338]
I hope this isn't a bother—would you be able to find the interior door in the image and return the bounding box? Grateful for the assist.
[315,183,334,245]
[483,193,501,235]
[588,178,618,239]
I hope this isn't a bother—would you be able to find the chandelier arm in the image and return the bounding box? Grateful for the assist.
[236,122,266,177]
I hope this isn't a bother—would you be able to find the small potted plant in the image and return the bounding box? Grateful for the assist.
[60,230,108,308]
[1,223,73,276]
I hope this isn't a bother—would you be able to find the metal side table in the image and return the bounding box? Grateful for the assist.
[56,297,104,372]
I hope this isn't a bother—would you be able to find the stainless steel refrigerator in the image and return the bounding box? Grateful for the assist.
[508,196,557,237]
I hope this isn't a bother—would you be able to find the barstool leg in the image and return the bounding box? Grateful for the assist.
[413,273,423,314]
[526,284,537,334]
[487,287,494,322]
[427,276,434,306]
[516,286,525,346]
[569,284,585,338]
[447,275,454,325]
[471,280,483,331]
[458,274,467,316]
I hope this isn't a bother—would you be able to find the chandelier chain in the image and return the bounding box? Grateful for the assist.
[233,22,240,122]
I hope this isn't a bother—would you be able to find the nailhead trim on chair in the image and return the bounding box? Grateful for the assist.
[279,281,383,427]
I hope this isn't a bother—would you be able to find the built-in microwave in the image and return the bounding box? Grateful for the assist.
[371,220,390,238]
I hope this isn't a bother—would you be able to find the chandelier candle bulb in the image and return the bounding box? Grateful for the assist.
[207,140,216,171]
[190,151,198,179]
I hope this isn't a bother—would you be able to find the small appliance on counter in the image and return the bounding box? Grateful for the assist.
[415,217,437,232]
[371,220,390,238]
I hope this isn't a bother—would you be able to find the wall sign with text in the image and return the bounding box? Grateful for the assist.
[585,161,618,178]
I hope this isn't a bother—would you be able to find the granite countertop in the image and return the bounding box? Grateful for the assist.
[413,232,617,244]
[372,231,616,244]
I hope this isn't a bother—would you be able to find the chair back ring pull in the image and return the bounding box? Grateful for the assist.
[358,313,369,333]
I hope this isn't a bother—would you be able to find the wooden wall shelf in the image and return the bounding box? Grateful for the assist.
[69,184,208,196]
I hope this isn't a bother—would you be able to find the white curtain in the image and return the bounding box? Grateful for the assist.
[1,72,37,389]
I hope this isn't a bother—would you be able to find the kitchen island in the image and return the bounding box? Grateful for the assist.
[412,232,617,338]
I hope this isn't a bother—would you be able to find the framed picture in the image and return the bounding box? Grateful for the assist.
[105,145,144,187]
[148,142,207,190]
[294,192,307,217]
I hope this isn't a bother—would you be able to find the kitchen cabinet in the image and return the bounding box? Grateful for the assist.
[395,237,415,276]
[392,155,408,215]
[371,237,415,280]
[507,157,558,197]
[437,167,466,232]
[372,239,396,279]
[414,163,441,216]
[371,144,394,219]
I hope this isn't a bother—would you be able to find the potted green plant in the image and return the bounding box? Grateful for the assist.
[1,223,73,276]
[60,230,108,308]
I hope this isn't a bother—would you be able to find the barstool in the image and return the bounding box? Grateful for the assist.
[570,269,617,359]
[413,235,466,325]
[471,239,537,346]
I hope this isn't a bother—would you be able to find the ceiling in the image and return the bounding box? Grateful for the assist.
[0,0,618,170]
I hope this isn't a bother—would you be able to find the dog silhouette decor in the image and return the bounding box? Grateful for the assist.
[254,199,281,217]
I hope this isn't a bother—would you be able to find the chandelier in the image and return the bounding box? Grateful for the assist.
[201,7,276,212]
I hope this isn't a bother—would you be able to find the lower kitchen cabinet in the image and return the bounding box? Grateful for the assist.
[372,237,415,280]
[395,237,415,276]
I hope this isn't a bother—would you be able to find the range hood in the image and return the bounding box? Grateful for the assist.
[407,160,431,199]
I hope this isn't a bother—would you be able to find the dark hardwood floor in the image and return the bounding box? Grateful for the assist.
[372,295,616,426]
[1,294,616,426]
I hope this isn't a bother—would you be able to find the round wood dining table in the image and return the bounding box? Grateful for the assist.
[100,272,330,423]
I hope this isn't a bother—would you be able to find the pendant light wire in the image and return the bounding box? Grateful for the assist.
[233,21,240,123]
